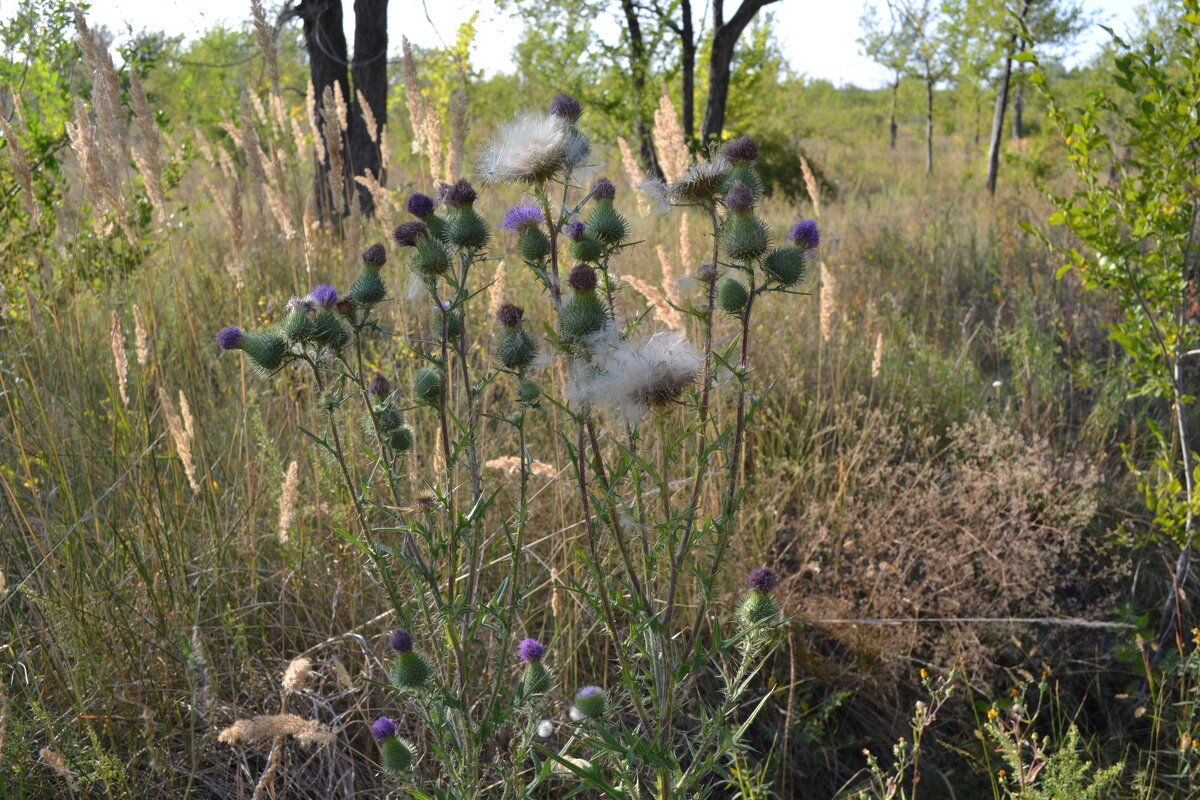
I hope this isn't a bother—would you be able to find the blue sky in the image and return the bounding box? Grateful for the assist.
[2,0,1148,87]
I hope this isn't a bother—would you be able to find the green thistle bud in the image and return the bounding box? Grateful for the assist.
[724,162,765,201]
[570,236,604,264]
[573,686,607,720]
[445,206,490,251]
[348,267,387,306]
[518,226,551,263]
[498,327,537,370]
[559,292,608,340]
[762,247,807,287]
[380,736,415,774]
[390,650,431,690]
[241,331,288,372]
[720,213,770,263]
[312,309,352,349]
[413,366,443,406]
[376,407,405,434]
[738,591,779,629]
[426,213,448,241]
[282,308,315,342]
[586,201,629,247]
[522,661,552,696]
[716,277,749,315]
[410,236,452,279]
[516,378,540,405]
[439,310,463,341]
[387,425,414,453]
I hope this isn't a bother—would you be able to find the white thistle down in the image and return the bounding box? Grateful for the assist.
[536,720,555,738]
[477,113,569,184]
[569,329,702,423]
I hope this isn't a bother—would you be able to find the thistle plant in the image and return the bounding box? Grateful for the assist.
[215,92,817,798]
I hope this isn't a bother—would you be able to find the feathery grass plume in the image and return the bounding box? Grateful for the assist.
[319,85,347,214]
[217,714,334,748]
[655,245,683,310]
[477,112,569,185]
[488,260,507,318]
[679,213,693,272]
[354,170,395,231]
[401,37,446,180]
[278,459,300,543]
[624,275,685,332]
[158,386,200,493]
[110,311,129,406]
[801,155,821,217]
[194,127,217,167]
[0,110,36,222]
[39,747,78,791]
[250,0,280,95]
[73,10,123,182]
[133,306,150,367]
[205,178,245,285]
[653,84,689,184]
[871,332,884,377]
[128,70,166,222]
[617,136,650,216]
[179,390,196,444]
[302,192,318,283]
[357,89,379,147]
[484,456,556,477]
[447,87,468,181]
[306,80,324,165]
[282,656,313,692]
[217,145,237,180]
[819,262,837,343]
[332,81,350,138]
[569,330,701,421]
[67,98,131,242]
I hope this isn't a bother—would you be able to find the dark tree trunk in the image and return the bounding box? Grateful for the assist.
[290,0,352,220]
[350,0,387,213]
[1011,58,1025,140]
[700,0,780,144]
[680,0,695,142]
[923,70,933,175]
[986,0,1029,194]
[889,73,899,149]
[619,0,661,176]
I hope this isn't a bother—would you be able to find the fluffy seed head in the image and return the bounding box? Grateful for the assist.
[368,373,392,398]
[567,264,597,292]
[406,192,436,218]
[670,154,733,205]
[361,243,387,266]
[442,178,478,208]
[591,177,616,201]
[478,113,569,184]
[725,181,754,214]
[789,219,820,250]
[388,629,413,653]
[746,567,778,593]
[217,326,244,351]
[537,719,554,738]
[372,716,397,741]
[393,221,430,247]
[723,135,759,163]
[497,303,525,327]
[564,220,586,241]
[335,298,355,316]
[569,331,702,422]
[502,203,545,232]
[548,92,583,122]
[518,638,546,662]
[309,284,338,308]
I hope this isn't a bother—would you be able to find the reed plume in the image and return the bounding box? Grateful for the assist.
[0,110,36,221]
[801,155,821,217]
[819,262,837,343]
[278,460,300,543]
[653,84,689,184]
[158,386,200,493]
[133,305,151,367]
[110,311,129,406]
[618,136,650,216]
[624,275,685,332]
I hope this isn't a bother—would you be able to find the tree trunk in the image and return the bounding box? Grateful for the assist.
[1011,57,1025,140]
[680,0,695,143]
[924,73,933,175]
[619,0,660,176]
[889,74,899,150]
[986,0,1029,194]
[291,0,352,221]
[700,0,780,144]
[350,0,388,214]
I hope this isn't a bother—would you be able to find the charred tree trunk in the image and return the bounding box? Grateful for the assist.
[1011,53,1025,140]
[986,0,1029,194]
[680,0,696,143]
[619,0,661,176]
[889,73,900,149]
[923,70,934,175]
[700,0,780,144]
[350,0,387,213]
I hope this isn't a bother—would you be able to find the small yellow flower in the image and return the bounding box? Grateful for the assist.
[919,668,928,680]
[987,709,999,720]
[998,769,1006,778]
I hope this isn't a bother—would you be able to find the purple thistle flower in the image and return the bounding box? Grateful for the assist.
[567,264,597,292]
[361,243,387,267]
[591,178,616,201]
[496,303,525,327]
[216,326,244,351]
[518,638,545,662]
[789,219,820,251]
[371,716,397,741]
[393,221,430,247]
[725,181,754,214]
[723,135,759,164]
[502,203,546,232]
[548,93,583,123]
[388,629,413,653]
[309,284,338,308]
[564,220,586,242]
[442,178,478,208]
[406,192,436,219]
[577,686,601,700]
[745,567,777,593]
[368,373,392,398]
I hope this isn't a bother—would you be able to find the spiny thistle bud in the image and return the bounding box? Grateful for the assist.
[739,567,780,629]
[502,203,545,232]
[762,247,806,287]
[573,686,607,720]
[497,304,525,327]
[516,378,540,405]
[413,366,443,405]
[499,327,537,370]
[518,638,545,662]
[560,293,608,340]
[789,219,820,251]
[564,220,586,242]
[567,264,598,292]
[548,92,583,123]
[522,661,552,696]
[716,277,749,315]
[410,236,453,279]
[446,206,490,250]
[439,309,463,341]
[390,650,431,689]
[381,736,414,774]
[309,284,338,309]
[586,200,629,247]
[725,181,755,214]
[406,192,436,219]
[283,305,316,342]
[369,376,393,400]
[361,243,388,267]
[519,226,552,263]
[372,716,397,741]
[241,332,289,372]
[571,236,604,263]
[217,326,245,351]
[377,407,405,434]
[442,178,479,209]
[723,135,759,164]
[349,267,387,306]
[411,492,437,513]
[591,177,616,201]
[312,309,351,349]
[745,567,777,593]
[387,425,414,453]
[720,213,770,263]
[393,221,430,247]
